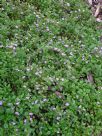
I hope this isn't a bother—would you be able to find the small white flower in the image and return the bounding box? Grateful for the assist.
[26,96,30,100]
[15,26,19,29]
[64,62,67,64]
[14,43,18,47]
[61,78,64,81]
[70,52,73,56]
[29,113,33,116]
[65,102,70,106]
[53,36,56,39]
[51,106,56,110]
[66,3,70,6]
[59,95,62,98]
[94,47,98,50]
[61,53,66,56]
[78,105,82,109]
[56,116,60,120]
[32,100,38,105]
[30,118,33,122]
[49,77,54,82]
[15,69,20,71]
[48,40,53,45]
[62,18,64,20]
[23,85,27,88]
[43,98,47,102]
[28,89,31,92]
[35,72,39,76]
[82,55,85,61]
[97,102,100,105]
[15,112,19,116]
[12,122,16,125]
[21,12,23,14]
[46,27,49,31]
[25,37,28,40]
[56,78,59,81]
[78,9,81,12]
[1,8,4,11]
[26,68,30,72]
[39,70,42,74]
[79,41,81,43]
[35,23,39,27]
[44,61,47,64]
[36,15,40,18]
[35,100,38,104]
[81,44,85,47]
[36,87,40,90]
[96,18,102,22]
[64,45,69,48]
[86,61,89,64]
[57,131,60,134]
[54,48,60,52]
[15,102,20,105]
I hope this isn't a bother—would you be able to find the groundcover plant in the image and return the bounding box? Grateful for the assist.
[0,0,102,135]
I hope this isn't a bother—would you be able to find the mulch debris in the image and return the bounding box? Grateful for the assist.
[87,0,102,22]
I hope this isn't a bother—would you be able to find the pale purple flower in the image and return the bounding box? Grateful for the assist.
[15,112,19,116]
[0,101,3,106]
[29,112,33,116]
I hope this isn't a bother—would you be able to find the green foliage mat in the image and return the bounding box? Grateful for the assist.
[0,0,102,135]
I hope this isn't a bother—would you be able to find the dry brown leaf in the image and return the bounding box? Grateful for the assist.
[86,0,102,21]
[87,0,92,5]
[94,3,101,17]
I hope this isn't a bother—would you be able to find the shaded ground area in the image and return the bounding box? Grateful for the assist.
[87,0,102,22]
